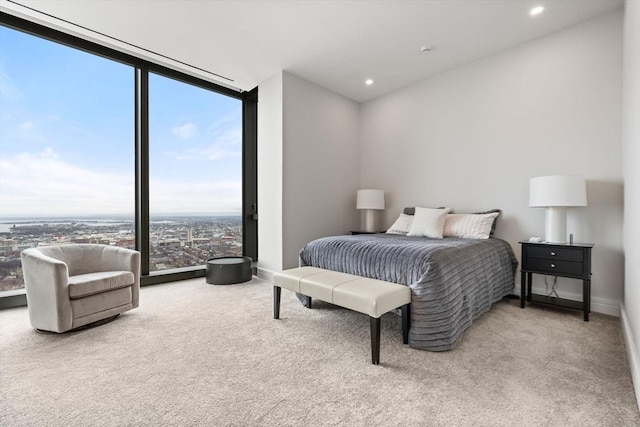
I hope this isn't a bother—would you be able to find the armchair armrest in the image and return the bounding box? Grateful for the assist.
[100,246,140,275]
[100,246,141,308]
[20,249,73,332]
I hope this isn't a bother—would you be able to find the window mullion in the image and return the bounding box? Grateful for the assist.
[135,67,150,275]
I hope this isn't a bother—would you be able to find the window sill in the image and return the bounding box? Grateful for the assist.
[0,290,27,309]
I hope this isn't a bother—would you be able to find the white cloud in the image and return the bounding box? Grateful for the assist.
[19,121,34,131]
[162,109,243,161]
[169,120,242,161]
[149,179,242,214]
[203,125,242,160]
[171,123,198,140]
[0,149,133,217]
[39,147,58,159]
[205,109,240,135]
[0,148,242,217]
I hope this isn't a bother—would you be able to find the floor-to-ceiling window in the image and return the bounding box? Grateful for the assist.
[0,25,135,292]
[0,13,257,296]
[148,73,243,272]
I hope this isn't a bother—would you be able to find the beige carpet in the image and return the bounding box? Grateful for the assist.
[1,277,638,426]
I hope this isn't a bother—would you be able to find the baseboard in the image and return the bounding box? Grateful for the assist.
[256,267,276,283]
[621,305,640,412]
[513,285,620,317]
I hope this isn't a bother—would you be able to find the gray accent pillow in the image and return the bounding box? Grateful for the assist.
[403,207,446,215]
[403,207,415,216]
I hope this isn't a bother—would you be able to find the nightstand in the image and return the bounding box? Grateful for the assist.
[350,231,384,235]
[519,241,593,321]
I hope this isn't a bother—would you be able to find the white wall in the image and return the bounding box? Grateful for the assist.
[281,72,361,269]
[257,71,361,275]
[622,0,640,410]
[360,10,624,315]
[257,72,284,273]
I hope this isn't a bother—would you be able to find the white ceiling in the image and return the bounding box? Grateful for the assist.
[1,0,623,102]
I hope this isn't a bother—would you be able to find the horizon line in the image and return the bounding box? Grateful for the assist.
[0,213,242,221]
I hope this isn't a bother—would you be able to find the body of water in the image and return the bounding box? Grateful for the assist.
[0,215,241,233]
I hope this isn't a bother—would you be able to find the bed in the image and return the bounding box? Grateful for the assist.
[298,233,518,351]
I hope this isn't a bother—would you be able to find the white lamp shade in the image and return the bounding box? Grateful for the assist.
[356,189,385,210]
[529,175,587,207]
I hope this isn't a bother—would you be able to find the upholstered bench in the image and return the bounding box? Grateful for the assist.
[272,267,411,365]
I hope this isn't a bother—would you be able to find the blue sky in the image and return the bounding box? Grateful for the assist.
[0,26,242,218]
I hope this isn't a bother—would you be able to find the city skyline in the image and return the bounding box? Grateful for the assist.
[0,215,243,292]
[0,25,243,217]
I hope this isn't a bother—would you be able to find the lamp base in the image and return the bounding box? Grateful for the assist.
[363,210,378,232]
[545,207,567,243]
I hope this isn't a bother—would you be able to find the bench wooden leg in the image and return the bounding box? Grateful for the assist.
[304,295,312,309]
[273,286,281,319]
[370,316,381,365]
[401,303,410,345]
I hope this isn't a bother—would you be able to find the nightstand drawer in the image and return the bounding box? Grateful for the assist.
[526,246,583,262]
[525,258,584,276]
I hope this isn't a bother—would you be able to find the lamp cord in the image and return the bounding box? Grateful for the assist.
[544,275,559,298]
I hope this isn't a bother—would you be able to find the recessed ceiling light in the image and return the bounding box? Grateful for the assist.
[365,79,374,86]
[530,6,545,16]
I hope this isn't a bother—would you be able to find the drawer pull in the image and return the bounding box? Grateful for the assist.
[550,252,556,256]
[550,264,556,268]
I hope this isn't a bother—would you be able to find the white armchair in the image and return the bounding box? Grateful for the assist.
[20,244,140,333]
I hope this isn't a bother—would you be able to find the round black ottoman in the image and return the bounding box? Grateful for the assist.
[206,256,253,285]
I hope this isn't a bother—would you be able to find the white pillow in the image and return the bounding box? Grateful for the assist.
[443,212,500,239]
[406,207,451,238]
[386,213,414,234]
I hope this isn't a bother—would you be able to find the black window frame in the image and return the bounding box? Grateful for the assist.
[0,11,258,291]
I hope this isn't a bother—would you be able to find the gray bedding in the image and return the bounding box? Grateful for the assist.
[298,234,517,351]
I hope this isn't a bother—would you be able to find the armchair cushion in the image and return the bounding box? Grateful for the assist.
[69,271,135,299]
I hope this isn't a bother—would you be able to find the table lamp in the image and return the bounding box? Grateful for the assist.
[529,175,587,243]
[357,189,385,232]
